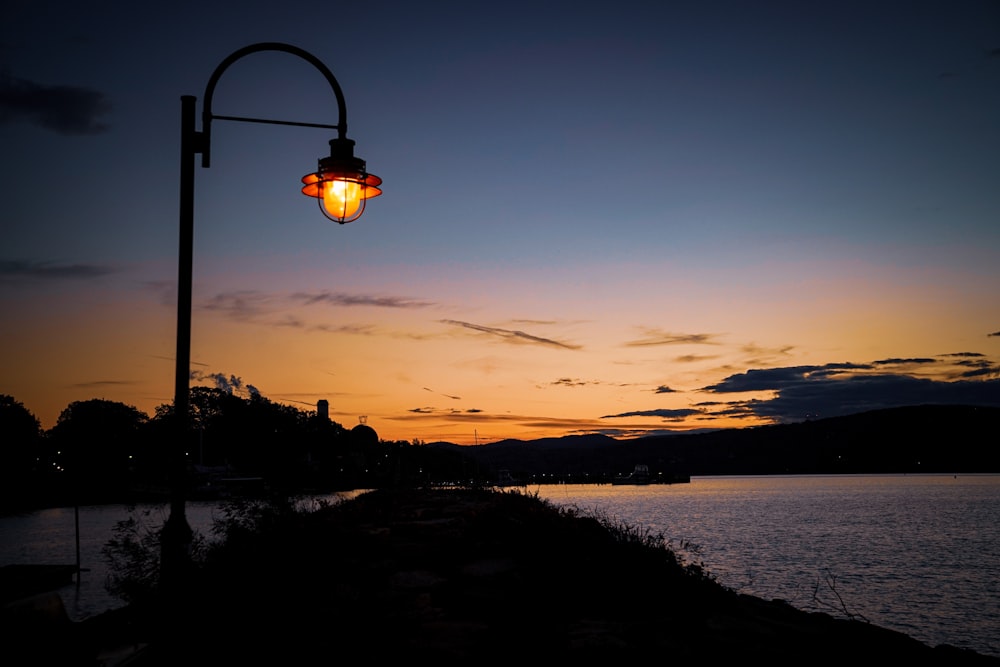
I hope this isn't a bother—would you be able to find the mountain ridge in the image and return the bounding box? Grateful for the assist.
[426,404,999,480]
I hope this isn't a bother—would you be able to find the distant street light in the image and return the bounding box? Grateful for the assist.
[162,42,381,587]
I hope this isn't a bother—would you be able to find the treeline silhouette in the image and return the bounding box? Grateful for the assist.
[0,391,479,513]
[2,393,997,513]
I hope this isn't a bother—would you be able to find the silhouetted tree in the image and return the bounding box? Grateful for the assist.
[0,394,44,511]
[46,399,149,504]
[171,388,301,472]
[150,387,353,494]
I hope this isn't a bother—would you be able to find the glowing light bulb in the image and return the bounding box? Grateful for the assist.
[322,178,362,220]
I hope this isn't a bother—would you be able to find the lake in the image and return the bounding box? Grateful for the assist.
[0,493,363,623]
[1,475,997,658]
[535,474,1000,658]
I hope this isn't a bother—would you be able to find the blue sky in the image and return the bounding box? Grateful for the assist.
[2,1,998,444]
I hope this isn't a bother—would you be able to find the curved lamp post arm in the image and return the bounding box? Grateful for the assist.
[198,42,349,167]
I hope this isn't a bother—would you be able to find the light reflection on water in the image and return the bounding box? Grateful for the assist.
[534,474,1000,658]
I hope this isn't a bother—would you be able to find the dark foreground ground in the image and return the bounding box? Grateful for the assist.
[5,487,999,665]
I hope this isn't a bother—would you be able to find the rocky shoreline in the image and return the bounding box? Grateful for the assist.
[7,487,999,664]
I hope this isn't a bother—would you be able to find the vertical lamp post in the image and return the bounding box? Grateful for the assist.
[161,42,381,587]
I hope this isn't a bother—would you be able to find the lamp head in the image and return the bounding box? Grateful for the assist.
[301,138,382,223]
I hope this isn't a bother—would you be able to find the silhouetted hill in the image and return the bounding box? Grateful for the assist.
[429,404,999,481]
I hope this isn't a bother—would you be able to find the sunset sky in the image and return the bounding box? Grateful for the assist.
[2,1,998,445]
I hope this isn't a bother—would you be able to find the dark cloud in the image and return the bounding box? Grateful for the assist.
[700,365,854,393]
[990,331,1000,338]
[953,358,1000,379]
[552,378,591,387]
[807,363,874,378]
[0,72,110,135]
[958,366,997,379]
[292,291,433,308]
[440,319,580,350]
[697,402,763,419]
[601,408,703,420]
[653,385,677,394]
[872,357,936,366]
[550,378,633,389]
[0,259,116,281]
[404,406,486,418]
[700,365,1000,423]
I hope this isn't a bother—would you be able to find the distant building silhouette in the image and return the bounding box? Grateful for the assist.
[317,399,329,422]
[351,415,378,446]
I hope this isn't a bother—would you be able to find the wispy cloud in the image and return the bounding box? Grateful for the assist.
[199,289,430,338]
[511,319,560,325]
[740,343,795,366]
[424,387,461,400]
[67,380,138,389]
[291,291,433,308]
[624,329,721,347]
[392,409,621,435]
[440,319,581,350]
[673,354,718,363]
[201,290,275,321]
[311,323,377,335]
[0,71,110,135]
[0,259,116,282]
[205,290,434,319]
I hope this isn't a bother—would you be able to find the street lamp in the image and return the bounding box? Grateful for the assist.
[161,42,381,587]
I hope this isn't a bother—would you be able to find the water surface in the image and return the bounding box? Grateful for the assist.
[536,474,1000,658]
[2,476,997,658]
